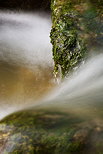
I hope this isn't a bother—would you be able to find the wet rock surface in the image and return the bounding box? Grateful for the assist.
[0,110,103,154]
[50,0,103,77]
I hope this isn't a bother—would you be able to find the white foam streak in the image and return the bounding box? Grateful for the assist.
[43,54,103,112]
[0,11,103,119]
[0,11,53,119]
[0,11,53,67]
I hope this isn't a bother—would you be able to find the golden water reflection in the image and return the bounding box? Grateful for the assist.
[0,60,55,106]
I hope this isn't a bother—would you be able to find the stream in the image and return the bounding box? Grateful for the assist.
[0,11,103,153]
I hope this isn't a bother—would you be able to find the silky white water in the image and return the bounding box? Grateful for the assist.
[0,11,103,119]
[42,54,103,116]
[0,11,52,66]
[0,11,54,119]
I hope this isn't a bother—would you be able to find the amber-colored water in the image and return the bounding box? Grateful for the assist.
[0,12,56,119]
[0,11,103,121]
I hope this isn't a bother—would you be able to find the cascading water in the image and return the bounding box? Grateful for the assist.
[0,11,55,119]
[0,11,103,154]
[0,11,103,120]
[40,54,103,118]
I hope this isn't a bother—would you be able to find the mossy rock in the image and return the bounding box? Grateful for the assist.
[0,109,103,153]
[50,0,87,77]
[50,0,103,77]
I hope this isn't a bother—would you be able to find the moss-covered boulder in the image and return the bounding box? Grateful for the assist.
[50,0,103,77]
[50,0,87,77]
[0,109,103,153]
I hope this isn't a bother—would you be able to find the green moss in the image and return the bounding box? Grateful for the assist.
[50,0,103,77]
[0,109,103,153]
[50,0,87,77]
[0,110,88,154]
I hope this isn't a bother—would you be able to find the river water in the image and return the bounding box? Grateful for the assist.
[0,11,103,122]
[0,11,55,119]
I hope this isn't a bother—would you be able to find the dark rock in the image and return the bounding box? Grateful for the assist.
[0,0,51,12]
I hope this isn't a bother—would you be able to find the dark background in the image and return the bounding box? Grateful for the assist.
[0,0,51,12]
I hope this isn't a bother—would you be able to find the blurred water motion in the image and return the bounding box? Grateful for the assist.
[0,12,55,119]
[0,11,103,121]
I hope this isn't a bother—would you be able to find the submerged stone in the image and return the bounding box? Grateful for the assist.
[0,109,103,153]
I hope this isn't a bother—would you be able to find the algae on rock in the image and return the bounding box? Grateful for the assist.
[0,110,86,154]
[50,0,87,77]
[50,0,103,77]
[0,109,103,154]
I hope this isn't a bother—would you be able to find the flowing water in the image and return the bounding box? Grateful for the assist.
[0,11,103,154]
[0,11,103,122]
[0,11,55,119]
[41,54,103,118]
